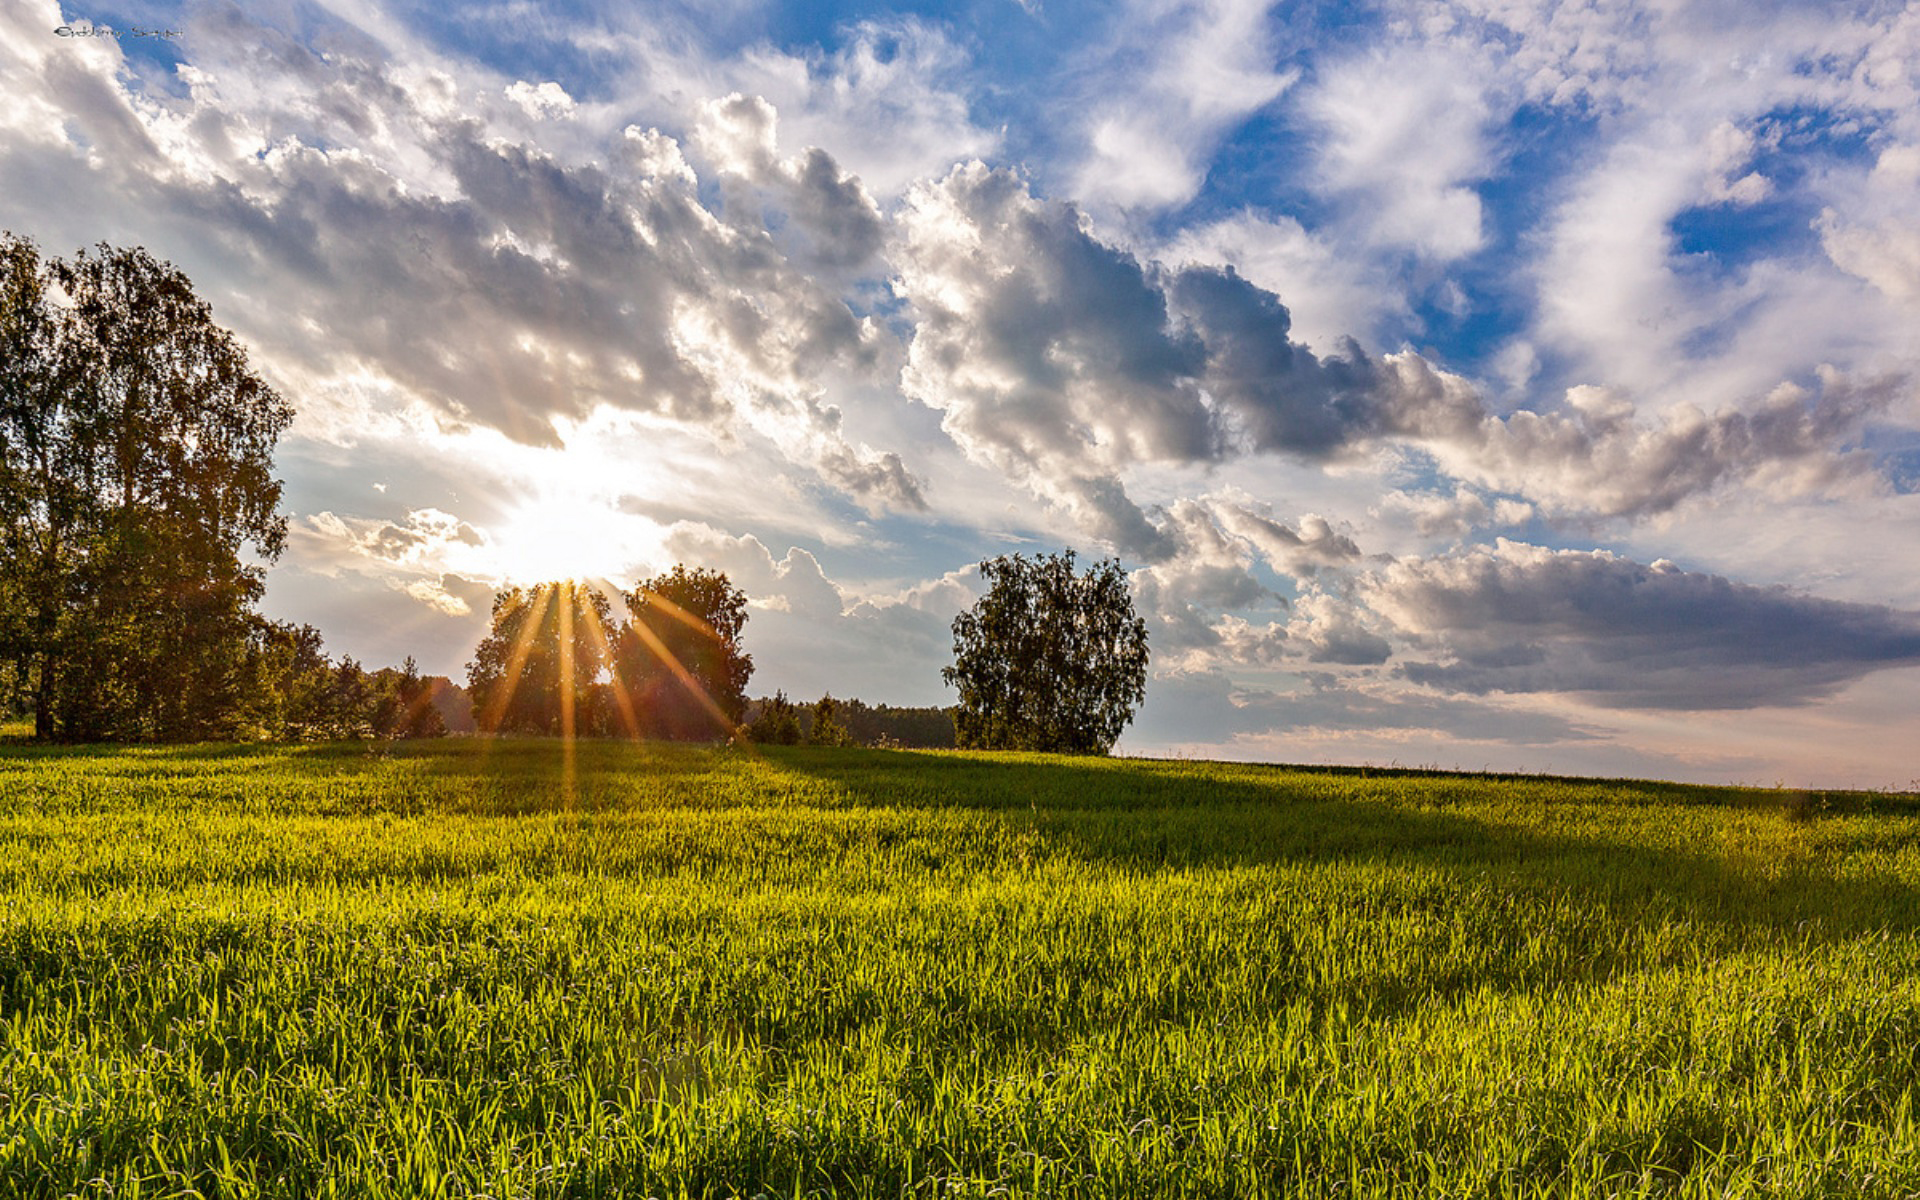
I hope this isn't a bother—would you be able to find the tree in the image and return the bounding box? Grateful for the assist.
[1,233,293,740]
[619,566,752,740]
[746,690,802,745]
[385,657,449,739]
[943,550,1149,755]
[467,582,616,735]
[807,694,851,746]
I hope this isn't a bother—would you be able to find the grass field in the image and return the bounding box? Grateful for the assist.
[3,738,1920,1197]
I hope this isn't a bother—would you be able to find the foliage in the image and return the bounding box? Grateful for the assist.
[745,689,802,744]
[818,696,956,748]
[467,582,616,735]
[749,693,955,747]
[5,741,1920,1195]
[0,233,292,741]
[944,550,1149,754]
[805,693,851,746]
[465,569,753,741]
[242,621,447,740]
[619,565,753,740]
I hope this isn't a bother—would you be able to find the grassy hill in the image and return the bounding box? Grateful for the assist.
[2,739,1918,1197]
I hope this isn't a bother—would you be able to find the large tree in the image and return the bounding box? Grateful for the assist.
[619,566,753,740]
[943,550,1149,755]
[467,582,618,736]
[0,233,292,740]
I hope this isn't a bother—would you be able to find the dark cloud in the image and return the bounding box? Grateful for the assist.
[1364,540,1920,709]
[1167,265,1384,457]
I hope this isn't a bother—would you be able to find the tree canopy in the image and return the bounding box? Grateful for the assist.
[1,233,292,740]
[467,569,753,740]
[467,582,617,736]
[943,550,1149,755]
[620,565,753,740]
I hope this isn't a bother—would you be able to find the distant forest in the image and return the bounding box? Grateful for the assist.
[425,684,953,748]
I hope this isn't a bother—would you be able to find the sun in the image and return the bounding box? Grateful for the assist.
[479,492,668,587]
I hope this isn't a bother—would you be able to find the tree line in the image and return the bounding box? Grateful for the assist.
[3,234,1150,753]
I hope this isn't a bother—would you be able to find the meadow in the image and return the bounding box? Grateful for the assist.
[3,738,1920,1198]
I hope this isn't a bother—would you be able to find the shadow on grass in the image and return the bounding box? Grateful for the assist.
[766,746,1920,951]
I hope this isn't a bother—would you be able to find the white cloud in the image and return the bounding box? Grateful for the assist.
[722,18,999,198]
[1301,42,1496,260]
[1070,0,1298,212]
[504,80,576,120]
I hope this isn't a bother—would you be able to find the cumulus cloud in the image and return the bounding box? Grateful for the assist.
[894,163,1891,548]
[1286,592,1394,666]
[1374,486,1535,538]
[504,80,575,121]
[1818,144,1920,307]
[1362,540,1920,709]
[1129,495,1362,670]
[1386,359,1902,518]
[0,3,924,517]
[723,17,999,198]
[695,92,886,272]
[293,508,490,573]
[1159,210,1403,354]
[661,525,846,619]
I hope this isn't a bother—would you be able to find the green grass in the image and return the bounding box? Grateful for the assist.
[3,739,1919,1197]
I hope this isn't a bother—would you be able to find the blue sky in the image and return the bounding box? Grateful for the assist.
[4,0,1918,784]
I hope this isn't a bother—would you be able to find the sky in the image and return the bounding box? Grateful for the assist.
[3,0,1918,785]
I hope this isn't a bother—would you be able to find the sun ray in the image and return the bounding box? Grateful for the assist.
[576,592,644,741]
[629,586,724,641]
[558,583,576,809]
[626,606,750,743]
[480,584,555,735]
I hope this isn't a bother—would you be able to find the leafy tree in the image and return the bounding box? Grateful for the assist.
[0,233,291,741]
[619,566,752,740]
[822,697,957,749]
[467,582,616,735]
[395,659,450,738]
[746,690,802,745]
[943,550,1149,755]
[240,622,446,741]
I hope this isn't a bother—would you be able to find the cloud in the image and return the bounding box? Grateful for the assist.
[1158,209,1403,353]
[0,7,933,515]
[723,17,1000,198]
[1817,144,1920,307]
[695,92,886,271]
[1373,486,1535,538]
[895,163,1891,545]
[1362,540,1920,709]
[1134,668,1600,748]
[661,524,846,619]
[1128,495,1364,670]
[1070,0,1298,211]
[1286,592,1393,666]
[1389,359,1902,519]
[1300,42,1495,260]
[291,507,490,574]
[504,80,576,120]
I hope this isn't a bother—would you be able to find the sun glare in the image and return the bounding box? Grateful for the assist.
[480,493,667,587]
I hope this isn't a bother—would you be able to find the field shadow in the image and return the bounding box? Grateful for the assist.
[768,748,1920,951]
